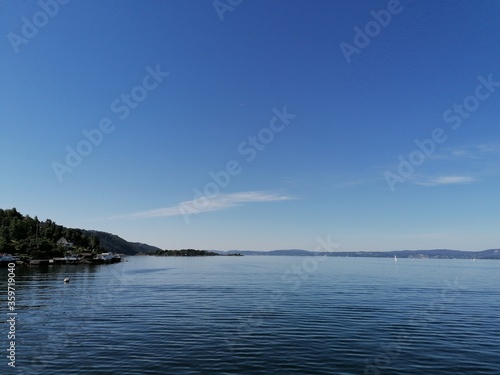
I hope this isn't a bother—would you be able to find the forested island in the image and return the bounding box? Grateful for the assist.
[146,249,243,256]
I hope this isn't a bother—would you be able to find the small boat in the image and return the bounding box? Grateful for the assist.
[64,254,83,264]
[93,252,122,264]
[394,255,398,262]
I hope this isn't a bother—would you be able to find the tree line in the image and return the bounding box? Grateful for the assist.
[0,208,102,259]
[150,249,221,256]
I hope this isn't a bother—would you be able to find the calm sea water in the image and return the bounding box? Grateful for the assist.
[1,256,499,374]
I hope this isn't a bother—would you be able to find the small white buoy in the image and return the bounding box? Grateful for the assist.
[64,277,70,283]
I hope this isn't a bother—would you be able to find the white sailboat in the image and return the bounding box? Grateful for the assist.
[394,255,397,262]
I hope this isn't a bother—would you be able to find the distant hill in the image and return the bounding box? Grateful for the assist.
[219,248,500,259]
[149,249,222,256]
[131,242,163,254]
[220,249,314,256]
[84,230,162,255]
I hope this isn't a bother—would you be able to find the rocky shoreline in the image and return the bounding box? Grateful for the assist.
[0,252,123,267]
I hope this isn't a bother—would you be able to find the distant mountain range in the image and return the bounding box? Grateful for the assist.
[215,248,500,259]
[89,232,500,259]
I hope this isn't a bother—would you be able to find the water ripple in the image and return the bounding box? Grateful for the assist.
[0,257,498,374]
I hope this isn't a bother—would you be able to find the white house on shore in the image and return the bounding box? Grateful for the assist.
[57,237,74,249]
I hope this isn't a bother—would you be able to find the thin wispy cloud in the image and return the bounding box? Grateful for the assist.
[110,191,296,220]
[415,175,476,186]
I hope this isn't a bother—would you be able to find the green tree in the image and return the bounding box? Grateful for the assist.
[90,235,100,250]
[9,218,28,241]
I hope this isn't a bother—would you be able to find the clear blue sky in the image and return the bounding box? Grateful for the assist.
[1,0,500,251]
